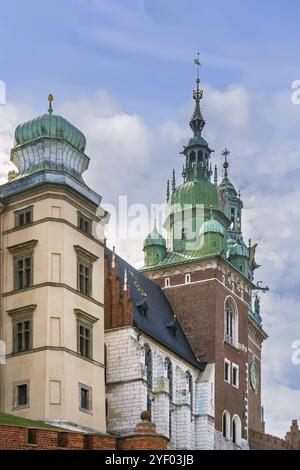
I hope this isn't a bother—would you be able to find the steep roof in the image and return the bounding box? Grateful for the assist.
[106,248,204,370]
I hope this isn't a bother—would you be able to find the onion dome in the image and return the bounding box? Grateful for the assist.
[171,180,222,211]
[14,113,86,153]
[227,240,249,258]
[143,222,166,249]
[199,218,226,236]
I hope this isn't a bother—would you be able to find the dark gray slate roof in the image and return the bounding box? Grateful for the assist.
[106,248,205,370]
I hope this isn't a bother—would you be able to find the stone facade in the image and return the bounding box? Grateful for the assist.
[105,326,215,450]
[145,258,255,447]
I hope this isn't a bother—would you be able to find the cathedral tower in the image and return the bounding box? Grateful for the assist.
[141,60,268,448]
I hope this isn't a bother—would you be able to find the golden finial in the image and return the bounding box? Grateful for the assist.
[48,94,54,114]
[221,148,230,177]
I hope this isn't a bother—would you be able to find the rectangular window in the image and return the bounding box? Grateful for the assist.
[13,381,30,409]
[165,277,170,288]
[185,273,191,284]
[14,319,32,353]
[79,384,92,413]
[224,359,231,383]
[14,256,32,290]
[78,261,91,296]
[78,213,92,235]
[232,363,239,388]
[78,323,92,359]
[15,207,33,227]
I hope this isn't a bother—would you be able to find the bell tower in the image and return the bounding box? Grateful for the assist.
[141,58,268,449]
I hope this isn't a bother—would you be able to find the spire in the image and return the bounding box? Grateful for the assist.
[166,179,170,201]
[222,148,230,178]
[172,169,176,192]
[48,94,54,115]
[190,53,205,135]
[214,165,218,187]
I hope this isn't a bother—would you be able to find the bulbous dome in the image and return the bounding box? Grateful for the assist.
[14,114,86,153]
[219,175,237,197]
[199,218,226,236]
[227,240,249,258]
[144,227,166,249]
[171,180,221,211]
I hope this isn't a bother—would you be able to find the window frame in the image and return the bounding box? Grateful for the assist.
[79,383,93,414]
[13,380,30,410]
[185,273,191,284]
[77,321,92,359]
[14,206,33,228]
[224,358,231,383]
[77,212,92,235]
[77,259,92,297]
[165,277,171,288]
[14,254,33,290]
[13,317,33,354]
[224,297,239,348]
[232,363,239,389]
[74,246,99,298]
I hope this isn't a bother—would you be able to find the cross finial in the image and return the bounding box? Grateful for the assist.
[193,53,202,101]
[221,148,230,177]
[194,52,201,81]
[48,94,54,114]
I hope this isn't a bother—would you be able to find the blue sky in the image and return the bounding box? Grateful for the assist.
[1,0,300,438]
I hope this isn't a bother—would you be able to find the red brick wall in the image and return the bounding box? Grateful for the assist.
[118,435,168,450]
[163,273,248,436]
[0,424,168,450]
[249,429,292,450]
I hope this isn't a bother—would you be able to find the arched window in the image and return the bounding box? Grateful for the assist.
[225,298,238,347]
[198,150,203,162]
[165,358,173,437]
[232,415,242,446]
[145,345,152,412]
[222,410,230,439]
[186,371,193,417]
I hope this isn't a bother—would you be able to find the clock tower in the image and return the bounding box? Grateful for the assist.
[141,60,268,448]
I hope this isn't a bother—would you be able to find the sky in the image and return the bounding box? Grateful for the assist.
[1,0,300,438]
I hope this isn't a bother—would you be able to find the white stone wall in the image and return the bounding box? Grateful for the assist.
[105,326,216,450]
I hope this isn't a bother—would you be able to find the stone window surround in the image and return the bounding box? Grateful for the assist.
[8,240,38,291]
[75,309,98,360]
[77,211,92,235]
[14,205,33,228]
[78,382,93,414]
[12,379,30,410]
[74,245,99,298]
[7,304,37,355]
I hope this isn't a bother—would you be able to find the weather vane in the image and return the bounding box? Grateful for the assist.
[48,94,54,115]
[193,53,203,101]
[194,52,201,80]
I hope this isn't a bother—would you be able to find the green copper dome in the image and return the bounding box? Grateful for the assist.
[227,240,249,258]
[144,227,166,249]
[14,114,86,153]
[199,218,226,236]
[171,180,221,211]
